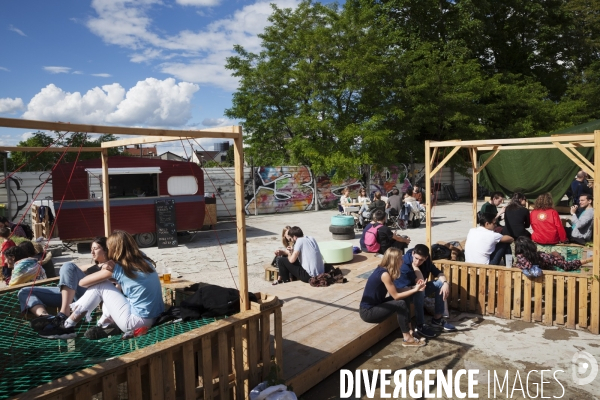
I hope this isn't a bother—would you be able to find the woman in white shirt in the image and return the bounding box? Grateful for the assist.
[358,188,370,204]
[340,188,351,205]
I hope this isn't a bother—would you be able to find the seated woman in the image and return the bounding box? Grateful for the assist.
[20,237,109,336]
[530,192,567,245]
[5,246,46,286]
[359,247,426,347]
[339,188,351,206]
[39,231,164,340]
[502,192,531,240]
[357,188,370,205]
[514,236,592,277]
[359,191,386,227]
[0,216,27,238]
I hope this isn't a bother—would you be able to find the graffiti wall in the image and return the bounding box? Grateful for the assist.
[243,164,410,215]
[0,171,54,224]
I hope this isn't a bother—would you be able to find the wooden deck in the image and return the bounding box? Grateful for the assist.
[265,253,396,396]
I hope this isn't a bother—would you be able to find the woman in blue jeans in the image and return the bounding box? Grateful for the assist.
[359,248,426,347]
[18,237,109,334]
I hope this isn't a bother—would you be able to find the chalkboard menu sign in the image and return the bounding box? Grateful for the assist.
[155,199,178,248]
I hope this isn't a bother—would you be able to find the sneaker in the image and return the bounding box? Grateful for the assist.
[414,325,436,338]
[402,338,426,347]
[84,324,122,340]
[431,318,457,331]
[30,312,67,333]
[38,321,76,340]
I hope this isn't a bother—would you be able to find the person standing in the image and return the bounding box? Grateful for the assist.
[567,171,592,206]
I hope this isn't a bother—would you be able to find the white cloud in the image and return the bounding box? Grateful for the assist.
[44,66,71,74]
[202,117,230,127]
[0,98,25,113]
[0,66,9,72]
[72,70,84,75]
[91,73,112,77]
[86,0,300,90]
[8,25,26,36]
[176,0,221,6]
[22,78,199,127]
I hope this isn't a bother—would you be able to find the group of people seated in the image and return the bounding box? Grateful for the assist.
[340,186,424,230]
[12,231,165,340]
[465,184,594,273]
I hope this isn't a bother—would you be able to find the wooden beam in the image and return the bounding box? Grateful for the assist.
[429,148,438,169]
[101,150,111,237]
[552,142,595,179]
[476,143,594,151]
[425,141,432,248]
[430,145,461,177]
[100,136,197,148]
[471,148,478,228]
[475,146,500,173]
[0,146,103,152]
[430,134,594,148]
[234,129,249,312]
[0,117,240,140]
[568,147,595,174]
[591,131,600,334]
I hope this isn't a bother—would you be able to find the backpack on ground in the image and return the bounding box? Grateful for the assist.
[411,215,421,229]
[364,224,383,253]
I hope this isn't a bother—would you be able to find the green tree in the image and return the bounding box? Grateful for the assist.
[9,132,123,171]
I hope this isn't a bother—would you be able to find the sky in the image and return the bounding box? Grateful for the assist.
[0,0,329,156]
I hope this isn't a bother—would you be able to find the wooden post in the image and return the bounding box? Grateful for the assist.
[101,149,111,237]
[591,131,600,333]
[425,141,432,247]
[472,148,478,227]
[234,130,249,311]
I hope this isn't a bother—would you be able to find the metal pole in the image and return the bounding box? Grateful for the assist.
[3,154,11,220]
[252,160,257,216]
[313,167,319,211]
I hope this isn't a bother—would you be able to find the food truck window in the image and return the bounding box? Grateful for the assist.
[109,174,159,198]
[167,176,198,195]
[86,167,161,199]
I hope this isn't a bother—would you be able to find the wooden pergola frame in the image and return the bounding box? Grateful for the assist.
[0,117,251,311]
[424,132,599,333]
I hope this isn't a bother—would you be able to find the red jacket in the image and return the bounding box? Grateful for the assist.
[530,209,566,244]
[1,239,16,266]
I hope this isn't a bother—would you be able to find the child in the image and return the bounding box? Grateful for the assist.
[1,227,16,285]
[514,236,592,277]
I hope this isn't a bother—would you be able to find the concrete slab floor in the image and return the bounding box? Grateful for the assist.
[303,312,600,399]
[34,200,600,398]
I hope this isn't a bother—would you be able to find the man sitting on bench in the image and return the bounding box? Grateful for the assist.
[465,212,513,265]
[567,193,594,245]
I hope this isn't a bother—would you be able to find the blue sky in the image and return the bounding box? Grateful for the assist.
[0,0,330,156]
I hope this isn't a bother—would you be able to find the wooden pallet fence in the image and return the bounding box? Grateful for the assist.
[5,282,283,400]
[434,260,595,332]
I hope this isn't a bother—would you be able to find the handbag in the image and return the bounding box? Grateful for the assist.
[522,265,543,278]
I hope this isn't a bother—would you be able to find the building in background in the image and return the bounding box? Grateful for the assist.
[159,152,187,162]
[122,145,158,158]
[191,142,231,165]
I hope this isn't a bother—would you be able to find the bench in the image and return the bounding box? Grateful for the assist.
[264,264,279,281]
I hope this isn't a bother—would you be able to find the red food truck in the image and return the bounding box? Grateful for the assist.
[52,156,205,247]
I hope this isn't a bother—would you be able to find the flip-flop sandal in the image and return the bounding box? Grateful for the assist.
[402,338,426,347]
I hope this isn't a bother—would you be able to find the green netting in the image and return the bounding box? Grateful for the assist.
[0,283,225,399]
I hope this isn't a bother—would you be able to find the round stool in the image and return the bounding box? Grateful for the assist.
[319,241,353,264]
[331,215,354,226]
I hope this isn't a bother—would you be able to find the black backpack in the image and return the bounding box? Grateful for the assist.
[431,244,452,260]
[21,224,34,240]
[411,215,421,229]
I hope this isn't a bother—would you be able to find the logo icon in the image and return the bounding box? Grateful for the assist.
[572,351,598,385]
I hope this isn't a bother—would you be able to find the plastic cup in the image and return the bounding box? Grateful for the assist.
[163,268,172,283]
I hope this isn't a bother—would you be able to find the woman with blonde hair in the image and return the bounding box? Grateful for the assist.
[359,248,426,347]
[530,192,567,245]
[40,230,164,340]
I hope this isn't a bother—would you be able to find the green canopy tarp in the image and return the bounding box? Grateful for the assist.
[478,121,596,204]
